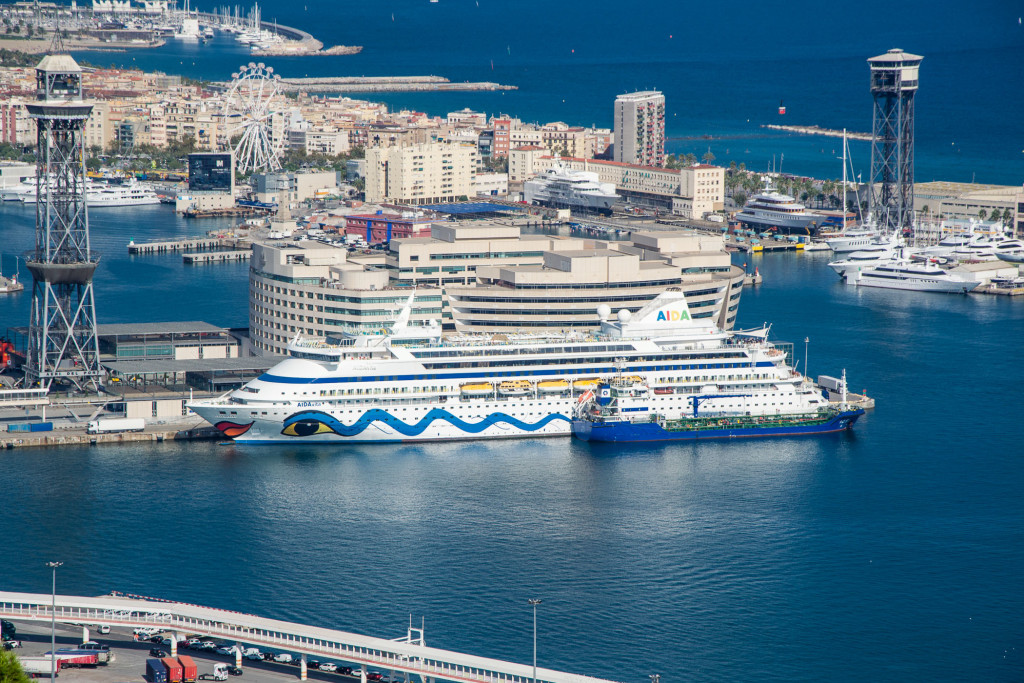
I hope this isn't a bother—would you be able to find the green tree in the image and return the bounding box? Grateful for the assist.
[701,150,715,165]
[86,156,102,172]
[978,209,988,221]
[988,208,1002,222]
[733,191,747,206]
[0,646,31,683]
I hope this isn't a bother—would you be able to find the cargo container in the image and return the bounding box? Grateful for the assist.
[161,657,183,683]
[18,656,62,677]
[87,418,145,434]
[6,422,52,432]
[147,658,169,683]
[55,647,111,664]
[46,651,99,667]
[177,655,198,683]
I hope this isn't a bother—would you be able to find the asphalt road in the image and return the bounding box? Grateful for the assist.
[6,620,394,683]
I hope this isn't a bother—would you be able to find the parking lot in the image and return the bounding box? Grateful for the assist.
[6,620,401,683]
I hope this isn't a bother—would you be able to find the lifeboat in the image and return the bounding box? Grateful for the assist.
[461,382,494,397]
[498,380,532,396]
[537,379,569,393]
[610,374,644,387]
[572,378,600,390]
[653,387,674,395]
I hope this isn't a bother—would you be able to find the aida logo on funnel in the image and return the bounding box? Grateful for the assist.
[656,309,690,322]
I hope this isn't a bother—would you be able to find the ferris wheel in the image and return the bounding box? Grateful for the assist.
[222,62,284,174]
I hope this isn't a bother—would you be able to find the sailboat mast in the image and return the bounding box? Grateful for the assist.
[841,129,847,232]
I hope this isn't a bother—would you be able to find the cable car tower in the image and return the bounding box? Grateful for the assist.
[868,48,922,236]
[24,36,102,392]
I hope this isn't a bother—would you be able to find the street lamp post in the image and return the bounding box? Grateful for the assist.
[527,599,542,683]
[46,561,63,682]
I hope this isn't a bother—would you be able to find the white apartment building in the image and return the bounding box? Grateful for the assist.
[365,142,478,205]
[614,90,666,167]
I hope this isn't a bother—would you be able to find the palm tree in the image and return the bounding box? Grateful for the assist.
[979,209,988,221]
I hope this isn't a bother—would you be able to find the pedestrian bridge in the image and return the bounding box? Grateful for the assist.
[0,592,618,683]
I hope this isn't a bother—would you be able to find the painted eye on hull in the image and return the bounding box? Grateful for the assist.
[281,419,337,437]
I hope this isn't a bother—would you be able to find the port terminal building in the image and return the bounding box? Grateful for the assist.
[248,222,743,355]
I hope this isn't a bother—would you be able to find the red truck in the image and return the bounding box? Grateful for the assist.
[177,655,198,683]
[161,657,184,683]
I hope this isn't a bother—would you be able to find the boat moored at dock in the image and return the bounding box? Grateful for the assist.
[187,290,859,444]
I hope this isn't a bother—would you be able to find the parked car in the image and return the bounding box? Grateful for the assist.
[97,625,111,635]
[200,642,219,651]
[216,646,239,656]
[2,620,16,637]
[150,635,165,643]
[319,664,338,673]
[338,667,353,676]
[150,648,169,658]
[366,672,383,681]
[273,654,293,664]
[242,648,262,661]
[226,666,243,676]
[261,653,276,662]
[3,640,21,650]
[307,661,321,669]
[186,639,202,648]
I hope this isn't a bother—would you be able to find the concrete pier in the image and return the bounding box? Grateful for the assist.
[183,250,251,264]
[128,237,250,254]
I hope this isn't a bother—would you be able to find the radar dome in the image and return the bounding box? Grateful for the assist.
[617,309,632,322]
[597,304,611,320]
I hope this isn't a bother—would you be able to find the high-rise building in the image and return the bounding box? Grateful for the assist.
[613,91,665,167]
[868,48,922,235]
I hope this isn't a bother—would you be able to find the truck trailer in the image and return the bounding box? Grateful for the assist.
[86,418,145,434]
[177,655,198,683]
[161,657,184,683]
[147,658,169,683]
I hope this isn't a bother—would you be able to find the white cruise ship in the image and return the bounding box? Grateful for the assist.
[734,178,821,235]
[189,291,833,444]
[523,162,618,215]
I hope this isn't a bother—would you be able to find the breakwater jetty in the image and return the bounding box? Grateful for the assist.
[271,75,517,93]
[128,237,251,254]
[762,124,872,141]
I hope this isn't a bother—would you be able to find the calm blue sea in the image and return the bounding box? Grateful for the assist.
[2,203,1024,680]
[2,2,1022,679]
[74,0,1024,184]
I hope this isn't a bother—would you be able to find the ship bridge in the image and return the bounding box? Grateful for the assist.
[0,592,619,683]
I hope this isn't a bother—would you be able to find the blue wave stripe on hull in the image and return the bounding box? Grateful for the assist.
[285,409,571,438]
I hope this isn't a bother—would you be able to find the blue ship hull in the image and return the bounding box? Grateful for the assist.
[572,409,864,443]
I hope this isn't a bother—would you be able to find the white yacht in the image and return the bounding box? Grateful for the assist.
[19,178,161,207]
[826,226,880,253]
[523,162,618,215]
[844,258,980,294]
[950,236,1024,262]
[187,291,840,444]
[828,240,902,277]
[734,178,821,235]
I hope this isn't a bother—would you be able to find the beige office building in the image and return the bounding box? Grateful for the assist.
[249,225,743,355]
[365,142,478,205]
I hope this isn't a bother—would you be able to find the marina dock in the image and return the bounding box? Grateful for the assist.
[183,250,251,264]
[128,237,251,254]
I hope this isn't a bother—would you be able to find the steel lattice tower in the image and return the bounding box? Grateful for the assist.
[24,51,102,392]
[868,48,923,236]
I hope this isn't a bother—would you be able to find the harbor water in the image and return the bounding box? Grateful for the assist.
[89,0,1024,185]
[2,202,1024,680]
